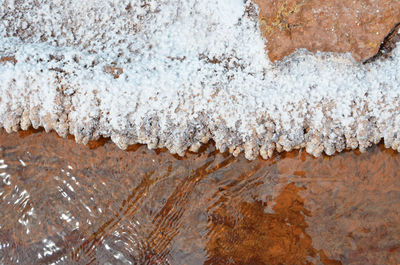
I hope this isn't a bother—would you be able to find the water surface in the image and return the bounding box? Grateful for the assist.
[0,129,399,264]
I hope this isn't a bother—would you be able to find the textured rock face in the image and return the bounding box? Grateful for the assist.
[254,0,400,62]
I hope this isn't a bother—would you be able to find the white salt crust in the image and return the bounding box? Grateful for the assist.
[0,0,399,159]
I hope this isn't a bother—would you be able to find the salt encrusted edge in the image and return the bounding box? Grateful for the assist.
[0,0,399,160]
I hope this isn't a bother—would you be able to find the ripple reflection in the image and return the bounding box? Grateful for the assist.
[0,129,399,264]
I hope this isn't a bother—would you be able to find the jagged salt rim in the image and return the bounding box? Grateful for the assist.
[0,0,399,159]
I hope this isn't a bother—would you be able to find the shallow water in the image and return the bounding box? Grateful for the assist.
[0,129,399,265]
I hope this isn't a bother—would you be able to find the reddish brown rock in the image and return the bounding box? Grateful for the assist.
[254,0,400,62]
[365,22,400,63]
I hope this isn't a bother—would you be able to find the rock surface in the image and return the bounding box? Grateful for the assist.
[254,0,400,62]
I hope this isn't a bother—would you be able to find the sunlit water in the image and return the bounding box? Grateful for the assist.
[0,128,399,265]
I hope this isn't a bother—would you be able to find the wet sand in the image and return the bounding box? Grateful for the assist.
[0,129,399,264]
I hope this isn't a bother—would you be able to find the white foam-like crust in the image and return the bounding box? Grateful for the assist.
[0,0,399,159]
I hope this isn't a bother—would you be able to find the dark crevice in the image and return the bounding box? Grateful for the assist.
[364,22,400,64]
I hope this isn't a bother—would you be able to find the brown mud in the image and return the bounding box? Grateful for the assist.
[0,128,399,264]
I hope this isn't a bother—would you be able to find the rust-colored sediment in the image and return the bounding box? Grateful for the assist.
[0,56,17,65]
[254,0,400,62]
[0,128,399,264]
